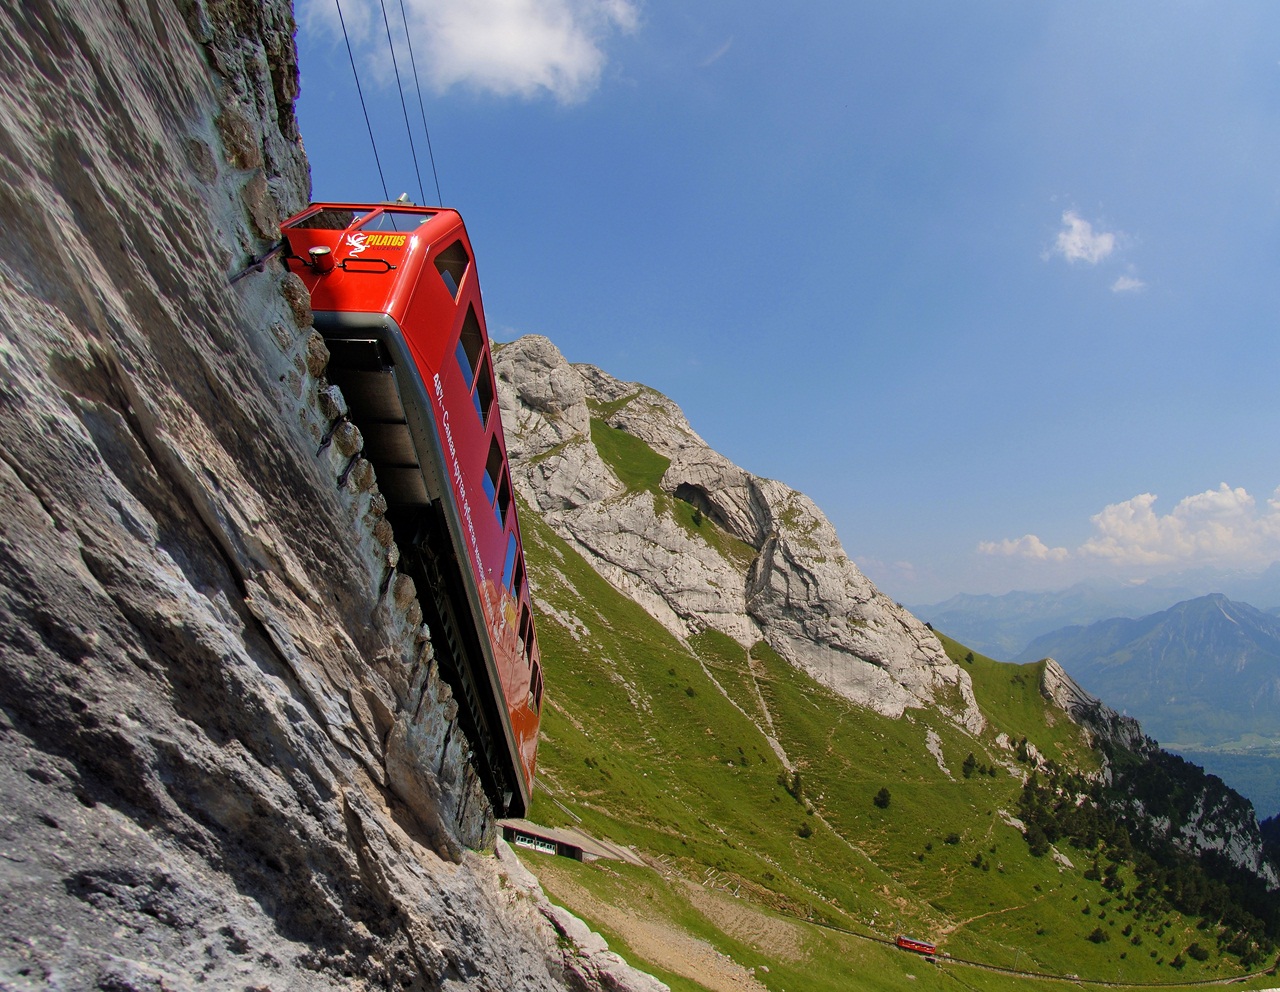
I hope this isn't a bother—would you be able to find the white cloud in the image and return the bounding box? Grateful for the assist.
[699,37,733,68]
[302,0,638,103]
[977,534,1070,561]
[979,484,1280,573]
[1079,484,1280,567]
[1053,210,1116,265]
[1111,274,1145,293]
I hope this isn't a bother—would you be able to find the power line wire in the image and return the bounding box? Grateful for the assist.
[333,0,388,201]
[397,0,443,205]
[377,0,427,205]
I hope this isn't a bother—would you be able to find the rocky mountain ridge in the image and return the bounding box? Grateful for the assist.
[1036,662,1277,888]
[494,335,983,735]
[1017,593,1280,749]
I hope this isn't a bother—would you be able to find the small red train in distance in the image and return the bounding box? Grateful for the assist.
[896,936,937,956]
[280,202,541,818]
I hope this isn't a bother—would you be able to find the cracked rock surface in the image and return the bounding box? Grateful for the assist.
[0,1,663,988]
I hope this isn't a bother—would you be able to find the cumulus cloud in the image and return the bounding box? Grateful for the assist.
[302,0,638,103]
[1079,484,1280,566]
[1111,274,1145,293]
[977,534,1070,561]
[1053,210,1116,265]
[979,484,1280,573]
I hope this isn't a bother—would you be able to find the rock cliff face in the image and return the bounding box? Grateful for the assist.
[0,1,662,988]
[1039,659,1150,758]
[1039,662,1277,888]
[494,335,983,734]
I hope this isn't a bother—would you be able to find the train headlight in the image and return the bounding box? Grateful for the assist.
[308,246,335,273]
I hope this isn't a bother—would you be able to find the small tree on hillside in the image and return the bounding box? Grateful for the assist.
[962,752,978,778]
[873,787,891,809]
[1025,823,1050,858]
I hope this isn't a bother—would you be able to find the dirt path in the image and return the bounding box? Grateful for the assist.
[535,862,779,992]
[678,880,807,964]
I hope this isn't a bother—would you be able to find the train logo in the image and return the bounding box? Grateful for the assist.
[344,231,409,256]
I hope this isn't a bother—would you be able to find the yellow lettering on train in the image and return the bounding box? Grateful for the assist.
[365,233,408,249]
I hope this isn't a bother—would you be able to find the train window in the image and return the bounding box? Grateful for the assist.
[361,209,433,232]
[518,607,532,662]
[483,439,511,527]
[472,355,495,427]
[482,439,500,504]
[288,207,366,230]
[455,307,484,390]
[495,470,512,528]
[501,533,518,592]
[434,240,470,299]
[530,663,543,713]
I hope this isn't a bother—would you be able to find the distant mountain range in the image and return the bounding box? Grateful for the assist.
[913,567,1280,661]
[1014,594,1280,818]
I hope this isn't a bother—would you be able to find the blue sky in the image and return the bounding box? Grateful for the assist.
[295,1,1280,603]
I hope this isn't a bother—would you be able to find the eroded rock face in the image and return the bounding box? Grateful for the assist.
[0,2,660,988]
[1038,661,1277,887]
[1039,658,1149,758]
[495,335,983,731]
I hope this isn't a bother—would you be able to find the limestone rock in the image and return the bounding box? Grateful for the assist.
[0,2,658,988]
[495,335,984,732]
[1038,660,1276,886]
[1039,658,1149,757]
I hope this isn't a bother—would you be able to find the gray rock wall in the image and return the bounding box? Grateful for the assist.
[495,335,983,733]
[0,1,660,988]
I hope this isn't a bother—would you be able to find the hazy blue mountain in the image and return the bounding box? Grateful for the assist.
[1015,594,1280,818]
[913,565,1280,661]
[911,582,1195,660]
[1015,593,1280,743]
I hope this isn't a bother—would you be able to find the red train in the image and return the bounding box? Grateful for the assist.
[280,202,541,817]
[896,935,937,957]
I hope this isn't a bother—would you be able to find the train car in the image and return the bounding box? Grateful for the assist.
[280,201,541,817]
[895,936,937,957]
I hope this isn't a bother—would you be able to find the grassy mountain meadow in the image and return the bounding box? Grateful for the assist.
[510,416,1278,992]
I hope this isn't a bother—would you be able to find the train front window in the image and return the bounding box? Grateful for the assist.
[361,209,434,232]
[287,207,368,230]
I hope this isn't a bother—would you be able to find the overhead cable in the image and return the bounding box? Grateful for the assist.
[396,0,443,206]
[377,0,427,205]
[334,0,389,200]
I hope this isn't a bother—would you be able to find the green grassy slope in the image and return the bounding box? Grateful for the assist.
[513,424,1277,991]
